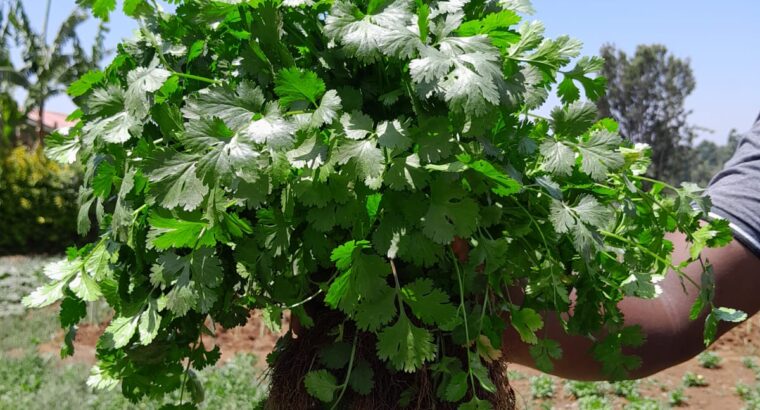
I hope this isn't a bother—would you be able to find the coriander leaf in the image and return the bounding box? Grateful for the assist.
[304,370,339,403]
[385,154,429,191]
[125,64,171,117]
[44,131,81,164]
[274,67,326,106]
[60,296,87,328]
[540,139,575,177]
[422,177,479,244]
[355,286,398,331]
[68,70,104,97]
[348,360,375,395]
[138,298,161,345]
[551,101,597,137]
[576,129,624,181]
[183,82,265,131]
[147,213,216,250]
[510,307,543,344]
[104,315,139,349]
[148,153,209,212]
[310,90,342,129]
[239,103,296,150]
[401,278,457,326]
[529,339,562,372]
[83,111,141,144]
[376,315,437,372]
[340,111,374,140]
[318,342,352,369]
[377,118,412,149]
[333,139,385,189]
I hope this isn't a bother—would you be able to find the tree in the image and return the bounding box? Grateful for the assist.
[597,44,697,185]
[687,130,741,187]
[0,3,23,150]
[0,0,106,143]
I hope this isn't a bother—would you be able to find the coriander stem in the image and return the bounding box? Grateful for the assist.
[330,331,358,410]
[450,250,479,397]
[631,175,679,192]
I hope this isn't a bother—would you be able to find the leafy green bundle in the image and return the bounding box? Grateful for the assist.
[25,0,738,408]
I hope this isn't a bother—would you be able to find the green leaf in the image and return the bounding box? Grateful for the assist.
[304,370,339,403]
[540,139,575,177]
[104,315,139,349]
[333,139,385,189]
[459,397,494,410]
[274,67,326,107]
[44,131,81,164]
[551,101,597,137]
[325,242,391,314]
[401,278,457,326]
[318,342,352,369]
[444,371,468,402]
[60,296,87,328]
[690,219,733,260]
[376,315,436,372]
[422,177,479,244]
[148,153,209,212]
[147,213,216,250]
[68,70,104,97]
[355,286,398,331]
[550,195,611,255]
[138,299,161,345]
[529,339,563,372]
[125,65,172,116]
[183,82,265,131]
[348,360,375,395]
[464,158,522,197]
[510,307,543,344]
[69,270,102,302]
[576,130,624,181]
[86,0,117,20]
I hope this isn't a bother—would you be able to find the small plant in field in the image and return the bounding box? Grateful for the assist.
[577,395,612,410]
[743,356,759,370]
[507,370,526,381]
[530,375,555,400]
[697,351,722,369]
[682,372,708,388]
[667,387,687,407]
[736,382,753,400]
[564,380,608,399]
[611,379,640,399]
[624,398,665,410]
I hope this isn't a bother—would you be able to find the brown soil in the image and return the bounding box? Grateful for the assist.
[38,312,760,408]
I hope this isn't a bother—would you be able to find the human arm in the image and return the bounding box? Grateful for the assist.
[502,231,760,380]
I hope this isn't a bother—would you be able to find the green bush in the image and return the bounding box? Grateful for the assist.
[0,146,80,254]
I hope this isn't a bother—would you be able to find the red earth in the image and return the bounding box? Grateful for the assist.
[38,311,760,409]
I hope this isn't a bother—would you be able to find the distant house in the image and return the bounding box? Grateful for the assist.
[9,110,76,147]
[26,111,76,134]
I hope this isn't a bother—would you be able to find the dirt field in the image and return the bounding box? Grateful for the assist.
[35,309,760,409]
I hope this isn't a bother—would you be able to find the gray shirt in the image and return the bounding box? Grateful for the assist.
[706,117,760,257]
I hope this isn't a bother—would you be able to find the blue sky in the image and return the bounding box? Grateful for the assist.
[11,0,760,143]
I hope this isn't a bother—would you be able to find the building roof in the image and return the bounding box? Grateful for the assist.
[26,110,77,131]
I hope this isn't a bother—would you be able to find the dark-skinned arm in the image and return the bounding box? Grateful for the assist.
[501,232,760,380]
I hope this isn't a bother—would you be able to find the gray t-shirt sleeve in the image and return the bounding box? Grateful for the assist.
[706,119,760,257]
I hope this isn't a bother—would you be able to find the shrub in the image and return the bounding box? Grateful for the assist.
[0,146,80,254]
